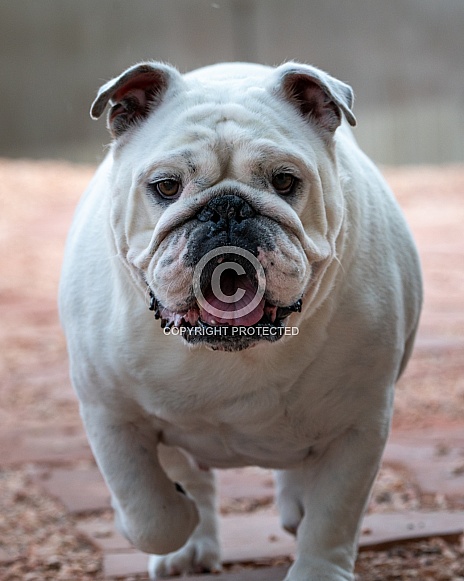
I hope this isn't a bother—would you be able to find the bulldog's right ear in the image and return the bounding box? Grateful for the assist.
[90,62,181,137]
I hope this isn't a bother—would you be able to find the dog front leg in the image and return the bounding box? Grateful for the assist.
[148,445,221,578]
[276,424,389,581]
[81,406,199,555]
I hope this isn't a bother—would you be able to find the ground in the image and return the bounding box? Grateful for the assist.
[0,159,463,580]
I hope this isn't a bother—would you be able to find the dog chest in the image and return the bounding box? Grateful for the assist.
[159,417,318,469]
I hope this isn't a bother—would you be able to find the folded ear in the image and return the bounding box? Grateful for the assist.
[272,62,356,134]
[90,62,181,137]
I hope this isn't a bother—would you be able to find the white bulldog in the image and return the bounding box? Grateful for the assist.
[59,61,422,580]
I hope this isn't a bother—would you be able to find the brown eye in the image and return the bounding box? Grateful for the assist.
[272,172,296,194]
[154,179,181,198]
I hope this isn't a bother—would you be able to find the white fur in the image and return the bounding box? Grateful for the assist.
[59,62,422,580]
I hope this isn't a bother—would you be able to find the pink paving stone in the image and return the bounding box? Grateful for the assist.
[220,513,295,563]
[34,427,464,577]
[41,430,464,517]
[413,335,464,353]
[77,519,133,552]
[81,511,294,562]
[177,567,290,581]
[384,430,464,497]
[38,431,464,516]
[82,511,290,562]
[98,510,464,578]
[104,550,288,580]
[360,511,464,550]
[0,424,91,465]
[38,466,111,513]
[42,465,277,516]
[93,511,296,576]
[104,552,148,579]
[217,467,275,506]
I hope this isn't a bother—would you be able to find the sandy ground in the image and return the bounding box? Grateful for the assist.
[0,159,463,580]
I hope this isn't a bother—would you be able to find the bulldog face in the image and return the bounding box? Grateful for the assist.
[91,62,355,351]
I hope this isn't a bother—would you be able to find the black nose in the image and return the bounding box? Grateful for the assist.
[197,194,255,224]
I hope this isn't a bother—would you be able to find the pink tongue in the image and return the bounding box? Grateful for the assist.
[200,273,265,326]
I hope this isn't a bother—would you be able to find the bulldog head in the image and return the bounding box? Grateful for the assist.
[91,61,356,351]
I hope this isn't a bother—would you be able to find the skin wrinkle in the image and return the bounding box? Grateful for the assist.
[124,129,335,328]
[111,105,338,340]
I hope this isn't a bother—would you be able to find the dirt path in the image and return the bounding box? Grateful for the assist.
[0,159,463,580]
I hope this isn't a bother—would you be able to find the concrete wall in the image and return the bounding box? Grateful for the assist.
[1,0,463,164]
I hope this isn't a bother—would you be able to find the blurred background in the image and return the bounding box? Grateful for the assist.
[1,3,464,578]
[1,0,463,165]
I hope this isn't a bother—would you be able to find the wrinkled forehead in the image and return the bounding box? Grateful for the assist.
[124,81,319,175]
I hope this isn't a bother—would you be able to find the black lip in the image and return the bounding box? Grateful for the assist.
[148,291,159,314]
[162,312,283,334]
[275,299,302,318]
[181,318,286,351]
[159,299,301,333]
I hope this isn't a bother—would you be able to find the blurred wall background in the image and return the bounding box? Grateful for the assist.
[1,0,463,165]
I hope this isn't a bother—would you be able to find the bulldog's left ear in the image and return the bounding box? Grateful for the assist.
[273,63,356,133]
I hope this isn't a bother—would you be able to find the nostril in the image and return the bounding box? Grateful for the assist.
[238,201,254,219]
[197,207,218,223]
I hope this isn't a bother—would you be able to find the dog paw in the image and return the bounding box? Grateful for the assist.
[148,537,221,579]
